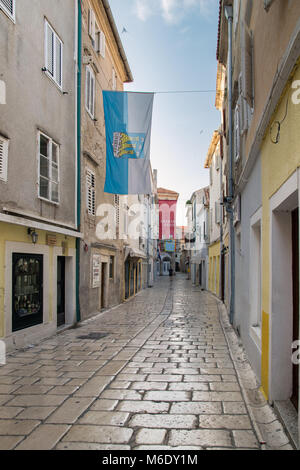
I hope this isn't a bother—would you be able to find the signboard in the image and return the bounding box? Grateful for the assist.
[165,240,175,253]
[92,254,101,288]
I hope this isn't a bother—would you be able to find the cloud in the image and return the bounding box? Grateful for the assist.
[134,0,218,24]
[135,0,156,21]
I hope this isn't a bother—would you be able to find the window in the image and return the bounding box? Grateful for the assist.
[250,214,262,333]
[12,254,43,332]
[85,65,95,118]
[109,256,114,279]
[0,135,9,182]
[89,8,106,58]
[112,68,117,91]
[0,0,15,21]
[44,20,63,89]
[86,169,96,216]
[38,132,59,203]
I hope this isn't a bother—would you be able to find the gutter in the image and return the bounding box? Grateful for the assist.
[76,0,82,323]
[224,4,235,326]
[102,0,133,83]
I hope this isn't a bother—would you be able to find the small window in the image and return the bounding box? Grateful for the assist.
[0,0,15,21]
[0,135,9,182]
[109,256,114,279]
[45,20,63,89]
[38,132,60,204]
[86,169,96,216]
[85,65,95,118]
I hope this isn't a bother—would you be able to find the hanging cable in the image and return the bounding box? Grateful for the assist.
[270,89,290,144]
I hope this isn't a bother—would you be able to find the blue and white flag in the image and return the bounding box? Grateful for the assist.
[103,91,154,195]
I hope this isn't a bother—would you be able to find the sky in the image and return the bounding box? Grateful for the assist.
[109,0,221,225]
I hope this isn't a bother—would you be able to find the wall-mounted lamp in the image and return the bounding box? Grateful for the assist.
[28,228,39,244]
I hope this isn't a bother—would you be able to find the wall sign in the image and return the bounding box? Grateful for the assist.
[92,254,101,288]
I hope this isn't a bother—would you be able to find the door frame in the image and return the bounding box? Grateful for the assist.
[269,170,299,406]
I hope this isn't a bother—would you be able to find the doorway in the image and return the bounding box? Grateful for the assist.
[291,208,299,411]
[12,253,43,332]
[163,260,170,276]
[57,256,65,327]
[101,262,107,310]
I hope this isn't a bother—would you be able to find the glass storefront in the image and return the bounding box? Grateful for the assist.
[12,253,43,332]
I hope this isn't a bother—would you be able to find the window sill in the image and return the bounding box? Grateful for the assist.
[38,196,60,207]
[43,70,63,93]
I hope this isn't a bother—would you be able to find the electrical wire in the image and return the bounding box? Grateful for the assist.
[270,88,290,144]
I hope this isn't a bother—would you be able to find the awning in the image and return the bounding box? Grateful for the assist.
[124,247,147,261]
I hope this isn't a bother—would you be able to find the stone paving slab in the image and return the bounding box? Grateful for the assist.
[0,274,294,450]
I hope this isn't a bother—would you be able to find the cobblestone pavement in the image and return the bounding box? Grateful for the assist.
[0,274,294,450]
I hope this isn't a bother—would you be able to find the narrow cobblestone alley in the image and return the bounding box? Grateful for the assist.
[0,275,293,450]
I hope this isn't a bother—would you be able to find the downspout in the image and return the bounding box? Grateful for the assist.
[219,135,224,301]
[224,5,235,325]
[76,0,82,323]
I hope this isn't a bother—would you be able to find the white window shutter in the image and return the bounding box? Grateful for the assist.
[241,25,254,108]
[90,73,95,116]
[0,0,14,19]
[88,9,96,42]
[100,31,106,58]
[55,36,62,86]
[234,102,241,162]
[0,136,9,182]
[46,23,54,76]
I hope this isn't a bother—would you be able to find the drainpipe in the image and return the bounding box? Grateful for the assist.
[224,5,235,325]
[75,0,82,323]
[146,195,150,287]
[219,136,224,301]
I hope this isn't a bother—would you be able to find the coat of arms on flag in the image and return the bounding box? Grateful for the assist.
[103,91,154,195]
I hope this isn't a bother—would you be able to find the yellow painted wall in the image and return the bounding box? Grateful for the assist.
[0,221,76,337]
[260,63,300,397]
[208,241,221,296]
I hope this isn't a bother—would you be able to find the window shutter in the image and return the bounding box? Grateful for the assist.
[55,36,62,86]
[87,170,96,216]
[88,9,96,42]
[46,23,54,76]
[242,25,254,108]
[99,31,106,58]
[114,195,120,227]
[90,73,95,117]
[0,0,14,19]
[86,67,91,111]
[234,101,241,162]
[0,136,9,182]
[112,68,116,91]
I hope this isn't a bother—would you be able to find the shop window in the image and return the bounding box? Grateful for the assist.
[12,254,43,332]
